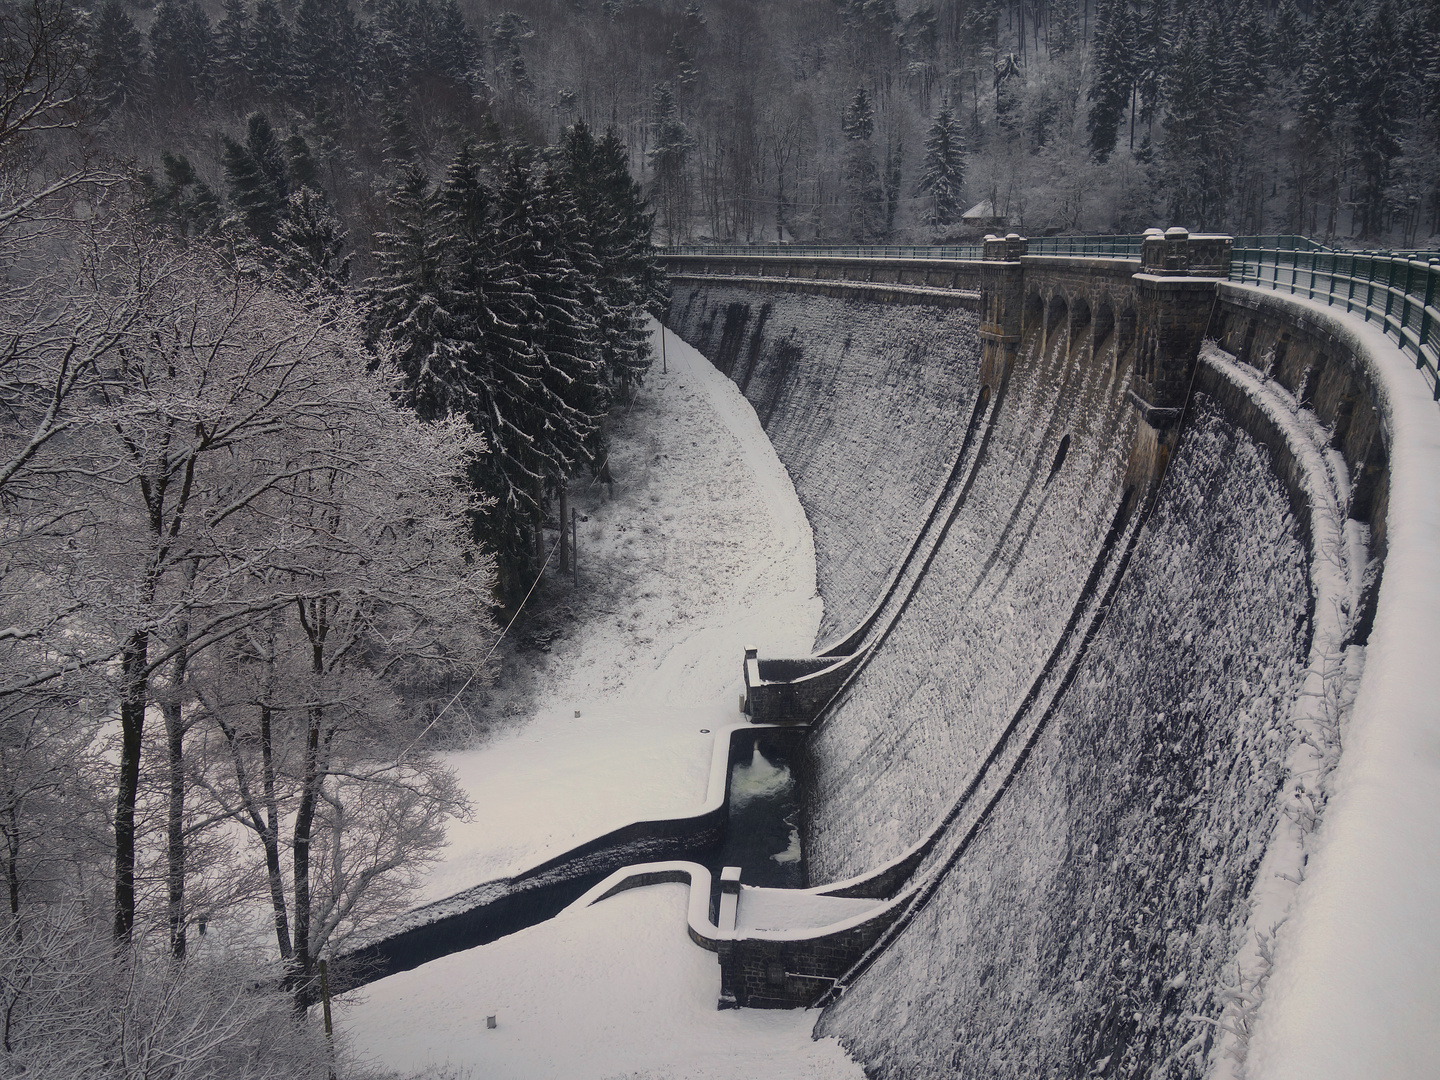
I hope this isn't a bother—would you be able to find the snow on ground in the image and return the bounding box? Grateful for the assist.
[340,885,856,1080]
[336,323,860,1078]
[420,321,823,898]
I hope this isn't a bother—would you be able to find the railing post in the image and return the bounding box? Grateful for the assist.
[1421,261,1437,354]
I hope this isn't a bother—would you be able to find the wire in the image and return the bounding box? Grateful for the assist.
[396,530,563,762]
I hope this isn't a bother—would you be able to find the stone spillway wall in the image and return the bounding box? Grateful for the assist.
[665,286,981,647]
[813,390,1312,1079]
[660,238,1415,1080]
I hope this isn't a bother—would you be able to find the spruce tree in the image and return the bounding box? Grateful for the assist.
[142,152,222,239]
[222,113,290,243]
[559,121,660,393]
[246,0,289,98]
[842,85,884,239]
[88,0,145,111]
[1087,0,1136,161]
[917,104,965,229]
[149,0,213,104]
[276,188,350,291]
[214,0,250,103]
[648,82,694,242]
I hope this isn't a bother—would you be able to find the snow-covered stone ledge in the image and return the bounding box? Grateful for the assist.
[1213,283,1440,1080]
[568,860,908,1010]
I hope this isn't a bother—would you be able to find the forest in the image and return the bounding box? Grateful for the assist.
[1,0,1433,1075]
[74,0,1440,250]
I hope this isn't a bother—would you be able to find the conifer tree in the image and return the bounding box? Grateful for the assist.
[88,0,145,111]
[1088,0,1136,160]
[214,0,250,103]
[917,103,965,228]
[222,112,290,243]
[149,0,213,104]
[246,0,289,98]
[276,187,350,291]
[142,152,222,239]
[842,85,884,239]
[559,121,661,392]
[648,82,694,242]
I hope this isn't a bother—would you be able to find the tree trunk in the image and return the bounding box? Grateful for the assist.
[164,606,192,960]
[4,801,20,940]
[114,629,148,944]
[558,485,569,573]
[259,699,293,963]
[164,695,186,959]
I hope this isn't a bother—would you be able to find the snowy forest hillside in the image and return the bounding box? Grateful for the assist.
[75,0,1440,251]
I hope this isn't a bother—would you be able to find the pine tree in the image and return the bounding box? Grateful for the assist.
[1087,0,1136,161]
[88,0,145,111]
[291,0,363,105]
[648,82,694,242]
[368,166,455,421]
[246,0,289,98]
[214,0,250,103]
[1134,0,1169,142]
[149,0,213,104]
[222,113,290,243]
[916,103,965,228]
[1271,0,1305,79]
[842,85,884,239]
[276,187,350,292]
[142,152,222,239]
[1352,0,1404,238]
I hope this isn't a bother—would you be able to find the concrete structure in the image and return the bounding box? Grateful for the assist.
[655,233,1439,1080]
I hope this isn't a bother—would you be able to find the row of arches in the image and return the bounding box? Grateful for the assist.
[1023,286,1138,370]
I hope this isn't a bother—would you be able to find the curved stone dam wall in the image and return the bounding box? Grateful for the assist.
[803,288,1141,879]
[665,285,981,645]
[813,389,1311,1077]
[661,233,1395,1079]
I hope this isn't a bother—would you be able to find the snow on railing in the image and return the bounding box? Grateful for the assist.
[1229,245,1440,403]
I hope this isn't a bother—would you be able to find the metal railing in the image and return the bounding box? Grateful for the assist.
[1230,244,1440,401]
[660,235,1440,403]
[663,234,1333,260]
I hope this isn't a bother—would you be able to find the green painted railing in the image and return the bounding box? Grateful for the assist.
[1230,244,1440,402]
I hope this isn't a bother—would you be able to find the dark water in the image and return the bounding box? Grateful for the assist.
[711,727,807,891]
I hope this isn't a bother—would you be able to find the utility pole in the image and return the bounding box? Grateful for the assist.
[661,324,668,374]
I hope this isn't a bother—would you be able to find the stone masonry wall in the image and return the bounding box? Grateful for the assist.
[666,285,982,647]
[815,393,1310,1080]
[804,303,1139,881]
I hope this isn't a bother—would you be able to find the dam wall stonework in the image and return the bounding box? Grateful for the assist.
[665,286,982,645]
[804,286,1140,879]
[654,241,1409,1079]
[813,393,1311,1079]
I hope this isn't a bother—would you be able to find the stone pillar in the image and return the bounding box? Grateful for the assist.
[978,233,1027,389]
[1125,227,1229,496]
[716,866,742,1009]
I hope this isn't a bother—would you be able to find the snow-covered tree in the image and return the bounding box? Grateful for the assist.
[842,85,884,239]
[917,103,966,228]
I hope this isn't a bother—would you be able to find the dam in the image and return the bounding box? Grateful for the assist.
[342,233,1440,1080]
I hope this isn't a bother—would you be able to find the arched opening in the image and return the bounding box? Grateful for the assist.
[1023,290,1044,336]
[1069,297,1092,357]
[1094,302,1116,366]
[1045,295,1068,354]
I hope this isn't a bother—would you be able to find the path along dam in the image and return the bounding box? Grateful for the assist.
[344,233,1440,1080]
